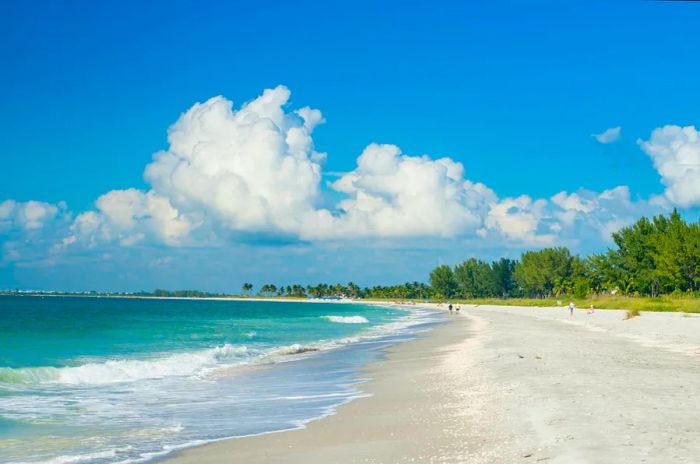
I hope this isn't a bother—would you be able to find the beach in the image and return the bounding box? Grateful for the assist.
[165,305,700,464]
[0,297,440,464]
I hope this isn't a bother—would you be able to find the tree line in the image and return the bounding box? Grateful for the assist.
[430,211,700,299]
[237,211,699,300]
[242,281,432,300]
[69,211,694,301]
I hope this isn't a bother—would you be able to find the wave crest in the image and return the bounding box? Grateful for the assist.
[321,315,369,324]
[1,307,436,388]
[0,344,248,386]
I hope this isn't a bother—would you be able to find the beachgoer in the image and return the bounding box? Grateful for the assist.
[588,304,595,315]
[568,301,575,319]
[448,303,453,313]
[455,305,460,313]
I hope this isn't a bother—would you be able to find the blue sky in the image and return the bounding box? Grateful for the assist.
[2,1,700,291]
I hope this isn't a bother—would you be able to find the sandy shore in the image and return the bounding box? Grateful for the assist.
[164,305,700,463]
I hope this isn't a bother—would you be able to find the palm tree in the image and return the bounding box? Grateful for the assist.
[346,282,360,298]
[242,283,253,295]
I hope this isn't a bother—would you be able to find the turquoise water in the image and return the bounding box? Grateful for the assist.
[0,296,439,463]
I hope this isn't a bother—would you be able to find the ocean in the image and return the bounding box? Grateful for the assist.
[0,296,440,464]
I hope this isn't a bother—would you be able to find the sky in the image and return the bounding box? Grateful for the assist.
[2,0,700,292]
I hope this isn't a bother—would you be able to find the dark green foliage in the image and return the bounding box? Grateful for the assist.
[491,258,518,298]
[595,210,700,296]
[426,211,700,299]
[514,247,577,298]
[21,213,693,302]
[142,289,226,298]
[429,265,459,299]
[264,210,699,300]
[301,281,431,299]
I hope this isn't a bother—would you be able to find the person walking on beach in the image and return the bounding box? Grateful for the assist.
[448,303,453,313]
[568,301,576,319]
[455,305,460,313]
[588,304,596,315]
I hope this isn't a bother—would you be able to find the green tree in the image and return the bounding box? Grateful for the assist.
[610,216,662,296]
[654,210,700,293]
[491,258,517,297]
[430,265,458,299]
[241,283,253,295]
[454,258,496,298]
[346,282,361,298]
[514,247,574,298]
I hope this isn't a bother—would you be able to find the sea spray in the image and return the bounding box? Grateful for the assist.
[0,296,442,464]
[321,315,369,324]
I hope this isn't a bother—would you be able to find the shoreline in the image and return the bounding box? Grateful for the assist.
[7,293,699,315]
[164,305,700,464]
[3,293,409,306]
[0,300,441,464]
[163,307,473,464]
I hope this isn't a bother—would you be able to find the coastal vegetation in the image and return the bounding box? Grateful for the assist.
[431,211,700,301]
[426,211,700,312]
[2,212,698,312]
[244,211,700,313]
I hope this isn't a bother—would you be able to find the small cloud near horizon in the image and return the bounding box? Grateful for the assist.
[592,126,622,144]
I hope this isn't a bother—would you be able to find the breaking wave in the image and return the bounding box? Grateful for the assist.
[321,315,369,324]
[0,344,249,386]
[1,306,433,388]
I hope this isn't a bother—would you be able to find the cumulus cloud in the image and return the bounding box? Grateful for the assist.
[638,125,700,208]
[592,126,621,144]
[0,200,71,264]
[6,86,669,258]
[69,189,192,247]
[0,200,62,232]
[301,144,495,239]
[483,195,555,245]
[551,186,666,241]
[65,86,327,246]
[65,86,498,245]
[479,186,668,247]
[144,86,325,236]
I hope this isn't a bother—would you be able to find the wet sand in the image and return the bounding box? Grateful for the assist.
[165,305,700,463]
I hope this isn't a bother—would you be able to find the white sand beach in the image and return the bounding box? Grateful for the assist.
[165,305,700,464]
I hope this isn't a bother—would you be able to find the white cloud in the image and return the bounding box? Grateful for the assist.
[69,189,192,247]
[301,144,495,239]
[592,126,621,144]
[62,86,327,247]
[551,186,664,242]
[3,86,668,258]
[0,200,71,264]
[638,125,700,208]
[481,186,667,246]
[142,86,325,238]
[67,87,499,245]
[483,195,555,245]
[0,200,62,232]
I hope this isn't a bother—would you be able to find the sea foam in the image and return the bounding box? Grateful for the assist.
[321,315,369,324]
[0,344,249,386]
[0,308,435,388]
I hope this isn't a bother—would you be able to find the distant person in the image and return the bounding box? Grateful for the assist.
[448,303,453,313]
[568,301,576,319]
[455,305,460,313]
[588,304,596,315]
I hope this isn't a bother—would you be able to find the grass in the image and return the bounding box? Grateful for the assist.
[623,308,641,320]
[65,293,698,314]
[435,295,700,314]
